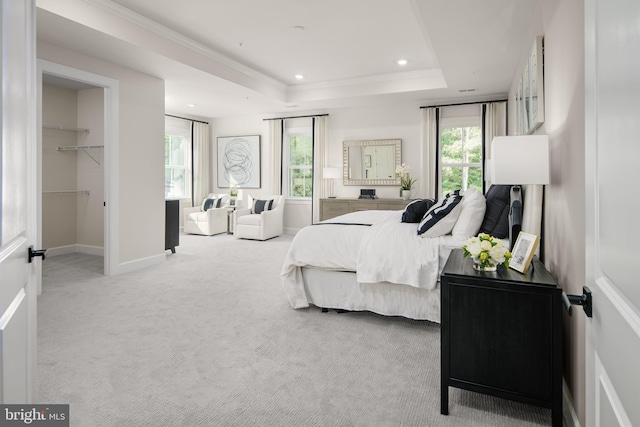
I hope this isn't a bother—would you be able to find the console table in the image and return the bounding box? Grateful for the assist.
[440,249,563,426]
[319,198,410,221]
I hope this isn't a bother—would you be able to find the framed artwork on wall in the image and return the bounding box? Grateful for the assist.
[217,135,261,188]
[516,36,545,135]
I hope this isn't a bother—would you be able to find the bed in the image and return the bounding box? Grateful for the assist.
[280,186,543,322]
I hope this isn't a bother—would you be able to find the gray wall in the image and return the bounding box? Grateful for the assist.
[507,0,586,423]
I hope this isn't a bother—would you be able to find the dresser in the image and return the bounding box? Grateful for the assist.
[319,198,411,221]
[440,249,563,426]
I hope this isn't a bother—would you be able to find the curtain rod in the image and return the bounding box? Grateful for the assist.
[263,113,329,121]
[165,114,209,125]
[420,99,508,109]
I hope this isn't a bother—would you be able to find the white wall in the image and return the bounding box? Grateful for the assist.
[77,87,104,250]
[39,42,165,267]
[42,84,78,249]
[329,104,422,199]
[211,116,270,196]
[212,103,424,232]
[508,0,586,422]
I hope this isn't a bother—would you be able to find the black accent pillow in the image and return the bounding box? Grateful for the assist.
[417,192,463,237]
[203,198,216,211]
[252,199,274,214]
[216,198,223,208]
[479,185,511,238]
[401,198,436,223]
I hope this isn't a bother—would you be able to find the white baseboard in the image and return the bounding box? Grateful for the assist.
[45,245,165,277]
[111,253,166,276]
[77,244,104,256]
[563,379,581,427]
[47,244,104,257]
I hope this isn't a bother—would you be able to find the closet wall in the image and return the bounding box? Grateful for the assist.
[42,83,104,256]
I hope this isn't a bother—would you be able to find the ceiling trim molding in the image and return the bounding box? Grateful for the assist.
[288,69,447,93]
[82,0,287,91]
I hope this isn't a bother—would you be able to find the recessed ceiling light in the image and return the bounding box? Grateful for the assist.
[397,59,408,66]
[292,25,305,31]
[187,104,196,107]
[295,74,304,80]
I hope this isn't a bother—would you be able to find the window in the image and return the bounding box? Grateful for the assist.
[439,117,482,197]
[284,128,313,199]
[165,130,191,199]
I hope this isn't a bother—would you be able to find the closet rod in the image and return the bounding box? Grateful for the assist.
[56,146,103,165]
[43,190,90,195]
[56,145,104,150]
[43,124,90,133]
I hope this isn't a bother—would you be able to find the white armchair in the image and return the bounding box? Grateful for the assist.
[183,194,231,236]
[234,195,284,240]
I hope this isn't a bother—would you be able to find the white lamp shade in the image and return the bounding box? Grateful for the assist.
[323,167,341,179]
[491,135,550,185]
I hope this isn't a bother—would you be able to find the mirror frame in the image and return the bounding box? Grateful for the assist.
[343,139,402,186]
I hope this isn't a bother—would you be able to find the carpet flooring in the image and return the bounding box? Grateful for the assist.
[38,232,552,426]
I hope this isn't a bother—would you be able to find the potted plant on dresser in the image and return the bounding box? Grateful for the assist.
[395,163,417,200]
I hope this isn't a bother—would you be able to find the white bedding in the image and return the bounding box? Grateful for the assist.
[280,210,465,309]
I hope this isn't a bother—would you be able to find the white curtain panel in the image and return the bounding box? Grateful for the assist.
[420,108,438,199]
[312,116,328,223]
[483,101,507,188]
[269,119,283,194]
[192,121,210,206]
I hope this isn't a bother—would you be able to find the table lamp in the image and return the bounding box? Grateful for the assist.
[323,167,341,198]
[491,135,550,249]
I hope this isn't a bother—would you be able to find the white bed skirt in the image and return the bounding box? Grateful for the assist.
[301,268,441,323]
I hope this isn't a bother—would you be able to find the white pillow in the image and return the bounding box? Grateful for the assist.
[452,188,487,240]
[202,193,217,211]
[418,192,464,238]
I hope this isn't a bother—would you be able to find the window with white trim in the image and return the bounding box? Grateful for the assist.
[164,128,192,199]
[283,127,313,199]
[439,116,482,197]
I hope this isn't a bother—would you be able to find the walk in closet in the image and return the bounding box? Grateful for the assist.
[41,77,105,270]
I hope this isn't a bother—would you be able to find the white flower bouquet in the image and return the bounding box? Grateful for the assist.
[462,233,512,270]
[395,163,417,190]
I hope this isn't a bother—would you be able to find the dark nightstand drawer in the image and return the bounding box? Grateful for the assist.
[448,284,553,399]
[440,249,562,427]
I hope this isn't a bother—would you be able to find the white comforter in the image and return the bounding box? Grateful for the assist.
[281,210,464,309]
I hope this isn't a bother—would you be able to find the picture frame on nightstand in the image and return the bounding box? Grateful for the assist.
[509,232,540,273]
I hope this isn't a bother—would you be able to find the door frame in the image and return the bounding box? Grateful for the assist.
[36,60,119,281]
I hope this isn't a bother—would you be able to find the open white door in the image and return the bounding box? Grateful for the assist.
[0,0,37,403]
[585,0,640,425]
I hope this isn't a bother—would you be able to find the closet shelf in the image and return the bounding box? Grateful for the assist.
[56,145,104,150]
[56,145,104,165]
[43,190,90,195]
[43,124,90,133]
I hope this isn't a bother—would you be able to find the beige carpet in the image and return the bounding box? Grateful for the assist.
[38,232,552,426]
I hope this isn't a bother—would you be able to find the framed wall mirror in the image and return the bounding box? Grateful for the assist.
[343,139,401,186]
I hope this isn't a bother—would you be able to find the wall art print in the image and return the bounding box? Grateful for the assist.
[516,35,545,135]
[217,135,261,188]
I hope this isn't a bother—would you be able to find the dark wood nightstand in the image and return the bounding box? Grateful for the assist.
[440,249,563,427]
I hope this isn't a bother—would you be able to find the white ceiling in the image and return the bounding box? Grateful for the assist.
[36,0,537,119]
